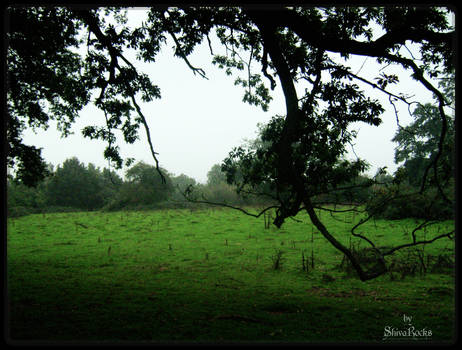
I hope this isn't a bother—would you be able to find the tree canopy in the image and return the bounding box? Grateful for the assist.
[6,6,455,281]
[122,161,174,205]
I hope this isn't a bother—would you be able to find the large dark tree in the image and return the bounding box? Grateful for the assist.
[121,161,174,206]
[364,75,455,221]
[392,73,455,189]
[206,164,227,186]
[45,157,108,210]
[6,6,455,280]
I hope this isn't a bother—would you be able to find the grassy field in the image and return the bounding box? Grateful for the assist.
[6,207,456,344]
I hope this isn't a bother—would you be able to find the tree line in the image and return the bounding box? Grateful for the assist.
[6,157,271,217]
[7,91,454,220]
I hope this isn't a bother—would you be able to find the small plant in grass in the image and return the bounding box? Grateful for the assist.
[301,249,309,273]
[270,249,285,270]
[263,210,272,229]
[310,228,315,269]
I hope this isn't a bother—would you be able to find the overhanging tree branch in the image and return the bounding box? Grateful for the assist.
[162,12,209,80]
[256,7,454,62]
[129,95,166,184]
[75,9,166,182]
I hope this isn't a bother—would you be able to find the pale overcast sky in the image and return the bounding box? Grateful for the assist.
[20,8,445,183]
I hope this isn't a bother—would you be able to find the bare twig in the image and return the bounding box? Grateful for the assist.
[355,57,368,75]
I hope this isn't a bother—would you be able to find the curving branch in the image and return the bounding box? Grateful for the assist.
[162,12,208,80]
[129,95,166,184]
[261,46,276,90]
[75,9,166,182]
[382,230,454,257]
[180,185,279,219]
[326,63,416,107]
[255,7,454,63]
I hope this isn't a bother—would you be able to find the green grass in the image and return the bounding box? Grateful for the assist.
[6,207,455,344]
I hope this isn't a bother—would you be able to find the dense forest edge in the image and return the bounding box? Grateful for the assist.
[7,153,454,221]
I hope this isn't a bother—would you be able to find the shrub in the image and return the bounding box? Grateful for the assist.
[7,206,36,218]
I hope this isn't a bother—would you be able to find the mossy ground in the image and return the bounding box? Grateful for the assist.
[6,208,455,344]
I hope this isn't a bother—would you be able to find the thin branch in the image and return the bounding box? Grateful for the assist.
[310,179,378,198]
[312,205,364,214]
[129,94,166,184]
[288,216,303,223]
[170,31,209,79]
[86,29,92,56]
[409,219,438,244]
[347,139,360,161]
[355,57,368,75]
[328,64,414,106]
[236,187,279,202]
[403,44,418,61]
[379,62,392,72]
[382,231,454,256]
[328,209,351,224]
[181,187,279,219]
[206,33,214,55]
[388,94,405,131]
[162,13,208,79]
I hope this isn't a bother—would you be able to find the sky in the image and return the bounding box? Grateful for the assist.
[19,8,447,184]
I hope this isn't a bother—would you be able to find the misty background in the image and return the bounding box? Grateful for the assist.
[17,8,441,184]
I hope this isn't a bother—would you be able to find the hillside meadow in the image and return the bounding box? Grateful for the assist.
[6,207,455,343]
